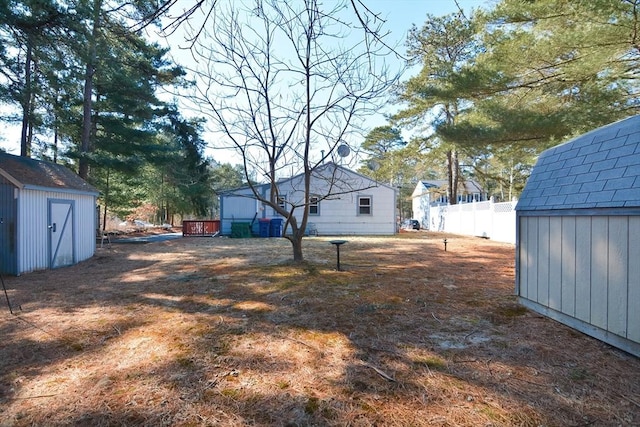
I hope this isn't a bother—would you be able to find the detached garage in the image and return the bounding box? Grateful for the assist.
[0,152,99,275]
[516,115,640,357]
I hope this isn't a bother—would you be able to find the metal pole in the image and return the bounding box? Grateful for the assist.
[1,272,13,315]
[329,240,347,271]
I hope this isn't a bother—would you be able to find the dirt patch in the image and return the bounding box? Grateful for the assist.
[1,233,638,426]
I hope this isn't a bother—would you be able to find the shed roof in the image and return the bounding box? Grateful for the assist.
[516,115,640,211]
[0,152,99,195]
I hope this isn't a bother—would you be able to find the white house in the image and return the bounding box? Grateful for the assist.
[0,152,99,275]
[219,162,397,236]
[411,179,486,230]
[516,115,640,357]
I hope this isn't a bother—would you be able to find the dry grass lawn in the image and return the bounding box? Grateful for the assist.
[0,232,639,426]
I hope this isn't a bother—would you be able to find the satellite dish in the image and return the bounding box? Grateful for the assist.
[337,144,350,157]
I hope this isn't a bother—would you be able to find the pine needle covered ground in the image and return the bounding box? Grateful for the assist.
[1,232,638,426]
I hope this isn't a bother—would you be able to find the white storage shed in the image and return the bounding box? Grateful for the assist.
[0,153,99,275]
[515,115,640,357]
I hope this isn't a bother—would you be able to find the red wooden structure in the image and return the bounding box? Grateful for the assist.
[182,220,220,236]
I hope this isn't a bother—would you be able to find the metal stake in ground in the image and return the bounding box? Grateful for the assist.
[329,240,348,271]
[1,272,14,314]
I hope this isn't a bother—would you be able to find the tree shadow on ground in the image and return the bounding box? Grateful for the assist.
[0,236,638,426]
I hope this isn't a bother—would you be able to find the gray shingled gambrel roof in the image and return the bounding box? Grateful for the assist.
[516,115,640,211]
[0,152,99,195]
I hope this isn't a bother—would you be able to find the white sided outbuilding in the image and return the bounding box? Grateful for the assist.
[0,153,99,275]
[515,115,640,357]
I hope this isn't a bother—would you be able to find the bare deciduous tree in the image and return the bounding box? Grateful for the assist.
[186,0,400,261]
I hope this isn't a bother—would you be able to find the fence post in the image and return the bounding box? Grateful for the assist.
[490,196,495,239]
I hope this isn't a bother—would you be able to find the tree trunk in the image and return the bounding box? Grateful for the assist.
[53,126,58,163]
[79,0,101,179]
[446,150,455,204]
[451,148,459,204]
[20,43,33,157]
[101,168,110,231]
[291,239,303,262]
[290,231,304,262]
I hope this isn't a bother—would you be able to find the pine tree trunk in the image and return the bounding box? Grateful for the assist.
[79,0,101,179]
[451,149,459,204]
[101,169,110,231]
[447,150,455,204]
[20,44,33,157]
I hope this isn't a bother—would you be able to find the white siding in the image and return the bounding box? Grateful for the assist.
[303,190,395,235]
[220,189,260,235]
[220,165,396,236]
[17,189,96,274]
[411,187,430,229]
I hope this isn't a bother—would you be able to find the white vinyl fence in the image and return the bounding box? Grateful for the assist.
[428,198,517,244]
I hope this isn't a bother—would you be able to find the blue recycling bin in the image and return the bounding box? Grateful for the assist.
[269,218,283,237]
[258,218,271,237]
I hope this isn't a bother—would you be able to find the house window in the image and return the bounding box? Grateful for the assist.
[309,196,320,215]
[358,196,372,215]
[275,195,286,214]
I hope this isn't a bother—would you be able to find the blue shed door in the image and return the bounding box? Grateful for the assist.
[48,199,75,269]
[0,182,17,275]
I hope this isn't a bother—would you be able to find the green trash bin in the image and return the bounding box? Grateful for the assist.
[231,222,251,238]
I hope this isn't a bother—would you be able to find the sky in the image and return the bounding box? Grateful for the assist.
[0,0,488,159]
[362,0,486,41]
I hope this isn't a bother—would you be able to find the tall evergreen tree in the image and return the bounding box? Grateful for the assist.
[73,0,186,179]
[395,12,481,205]
[447,0,639,150]
[0,0,71,157]
[150,111,212,223]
